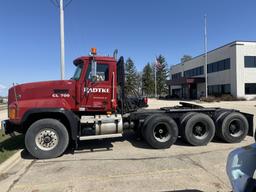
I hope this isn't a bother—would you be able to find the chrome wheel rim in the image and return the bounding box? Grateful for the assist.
[35,129,59,151]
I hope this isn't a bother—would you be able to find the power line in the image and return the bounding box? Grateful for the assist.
[50,0,73,8]
[55,0,60,7]
[64,0,73,8]
[50,0,59,8]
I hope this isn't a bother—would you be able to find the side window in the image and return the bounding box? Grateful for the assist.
[97,64,109,81]
[86,63,109,82]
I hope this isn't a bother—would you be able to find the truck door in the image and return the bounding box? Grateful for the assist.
[81,61,113,112]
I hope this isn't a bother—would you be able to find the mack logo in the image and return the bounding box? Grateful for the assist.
[84,88,110,94]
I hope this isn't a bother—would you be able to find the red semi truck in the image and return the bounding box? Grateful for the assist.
[1,49,254,159]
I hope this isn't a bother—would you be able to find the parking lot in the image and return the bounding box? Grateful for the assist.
[0,100,255,192]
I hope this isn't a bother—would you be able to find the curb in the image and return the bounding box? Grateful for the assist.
[0,150,22,173]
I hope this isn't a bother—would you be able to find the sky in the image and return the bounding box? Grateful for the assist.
[0,0,256,96]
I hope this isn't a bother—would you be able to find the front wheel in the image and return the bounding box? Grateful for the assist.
[25,119,69,159]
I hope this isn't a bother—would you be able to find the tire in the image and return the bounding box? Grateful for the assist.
[181,113,215,146]
[214,110,231,140]
[25,118,69,159]
[133,120,143,139]
[180,112,196,142]
[215,112,248,143]
[143,115,178,149]
[141,114,163,140]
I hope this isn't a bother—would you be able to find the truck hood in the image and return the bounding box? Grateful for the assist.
[8,80,76,105]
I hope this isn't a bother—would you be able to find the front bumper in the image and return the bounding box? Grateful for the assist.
[1,120,14,135]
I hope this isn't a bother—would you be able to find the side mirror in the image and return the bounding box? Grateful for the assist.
[91,59,97,83]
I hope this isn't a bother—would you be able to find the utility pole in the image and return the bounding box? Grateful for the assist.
[60,0,65,80]
[204,14,208,98]
[50,0,72,80]
[155,58,157,98]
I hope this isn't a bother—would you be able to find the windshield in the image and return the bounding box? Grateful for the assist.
[71,63,83,80]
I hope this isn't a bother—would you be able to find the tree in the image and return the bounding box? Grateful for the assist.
[181,55,192,63]
[142,63,154,96]
[155,55,168,96]
[125,58,139,94]
[136,72,143,95]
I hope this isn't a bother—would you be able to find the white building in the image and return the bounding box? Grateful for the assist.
[167,41,256,100]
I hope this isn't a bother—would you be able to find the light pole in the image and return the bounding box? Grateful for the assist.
[59,0,65,80]
[50,0,73,80]
[155,58,157,98]
[204,14,208,98]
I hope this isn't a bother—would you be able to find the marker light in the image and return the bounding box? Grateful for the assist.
[9,108,16,120]
[144,97,148,104]
[91,48,97,55]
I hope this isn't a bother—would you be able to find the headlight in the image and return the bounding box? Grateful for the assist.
[9,108,16,120]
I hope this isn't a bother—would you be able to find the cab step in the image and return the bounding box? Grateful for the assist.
[79,133,123,141]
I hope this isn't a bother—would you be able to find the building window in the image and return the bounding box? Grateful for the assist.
[245,83,256,94]
[208,84,231,96]
[184,66,204,77]
[172,72,182,80]
[224,59,230,69]
[207,58,230,73]
[207,64,212,73]
[223,84,231,94]
[244,56,256,68]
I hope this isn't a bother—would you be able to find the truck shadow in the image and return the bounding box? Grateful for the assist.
[163,190,204,192]
[0,134,24,152]
[123,131,194,148]
[19,131,226,160]
[69,131,197,153]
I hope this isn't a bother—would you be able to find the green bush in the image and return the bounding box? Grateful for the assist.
[200,94,246,102]
[200,96,220,102]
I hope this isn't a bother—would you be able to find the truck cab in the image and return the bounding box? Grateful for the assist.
[5,48,144,125]
[1,48,147,159]
[72,55,118,112]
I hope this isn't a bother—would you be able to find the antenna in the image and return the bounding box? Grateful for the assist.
[113,49,118,60]
[50,0,73,80]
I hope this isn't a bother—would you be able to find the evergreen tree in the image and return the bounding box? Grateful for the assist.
[136,72,143,95]
[156,55,168,96]
[125,58,138,94]
[181,55,192,63]
[142,63,154,96]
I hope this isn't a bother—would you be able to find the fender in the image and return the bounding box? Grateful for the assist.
[241,112,254,137]
[22,108,79,141]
